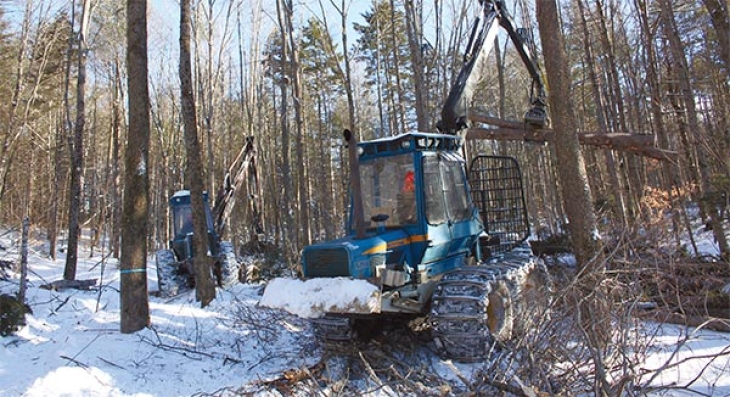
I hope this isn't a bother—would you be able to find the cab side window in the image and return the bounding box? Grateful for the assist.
[423,156,447,225]
[443,159,471,221]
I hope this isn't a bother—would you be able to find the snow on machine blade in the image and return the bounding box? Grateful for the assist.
[259,277,381,319]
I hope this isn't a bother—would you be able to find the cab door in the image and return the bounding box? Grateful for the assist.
[421,153,480,275]
[439,153,481,257]
[421,154,451,266]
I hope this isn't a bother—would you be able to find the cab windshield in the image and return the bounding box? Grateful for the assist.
[172,204,194,237]
[358,154,417,229]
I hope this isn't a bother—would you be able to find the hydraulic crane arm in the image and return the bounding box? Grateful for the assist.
[212,136,263,239]
[438,0,547,136]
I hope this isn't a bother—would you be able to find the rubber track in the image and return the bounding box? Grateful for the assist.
[431,248,537,362]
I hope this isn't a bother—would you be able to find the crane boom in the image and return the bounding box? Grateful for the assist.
[212,136,263,239]
[438,0,547,136]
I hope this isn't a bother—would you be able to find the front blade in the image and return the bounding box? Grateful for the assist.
[259,277,381,318]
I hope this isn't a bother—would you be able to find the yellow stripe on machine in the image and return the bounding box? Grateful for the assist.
[363,235,428,255]
[363,243,388,255]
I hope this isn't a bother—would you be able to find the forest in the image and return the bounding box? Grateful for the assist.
[0,0,728,266]
[0,0,729,394]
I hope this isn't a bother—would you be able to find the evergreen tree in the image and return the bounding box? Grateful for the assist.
[355,1,414,137]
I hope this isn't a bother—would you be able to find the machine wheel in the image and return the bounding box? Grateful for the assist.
[217,241,241,288]
[486,280,513,342]
[156,249,186,298]
[431,263,526,362]
[513,259,552,336]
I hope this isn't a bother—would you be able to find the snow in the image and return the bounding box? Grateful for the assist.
[1,225,729,396]
[640,323,730,396]
[0,231,317,396]
[259,277,380,318]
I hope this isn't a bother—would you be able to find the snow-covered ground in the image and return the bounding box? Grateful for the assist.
[0,225,728,396]
[0,231,317,396]
[640,323,730,396]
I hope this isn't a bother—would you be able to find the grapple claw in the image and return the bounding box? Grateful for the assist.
[524,102,547,129]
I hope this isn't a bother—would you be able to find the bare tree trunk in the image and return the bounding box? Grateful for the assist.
[49,113,64,261]
[660,0,729,259]
[538,5,610,391]
[111,55,122,258]
[180,0,216,306]
[389,0,407,133]
[275,0,295,257]
[536,1,600,268]
[64,0,92,281]
[576,0,626,226]
[15,216,29,306]
[375,26,386,136]
[404,0,428,130]
[635,0,684,249]
[702,0,730,74]
[0,0,31,208]
[88,102,99,259]
[121,0,151,334]
[204,0,216,197]
[281,0,311,249]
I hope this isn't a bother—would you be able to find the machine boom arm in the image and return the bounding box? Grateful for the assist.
[212,136,263,238]
[439,0,546,136]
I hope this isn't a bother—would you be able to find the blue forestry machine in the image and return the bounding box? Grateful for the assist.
[262,0,551,362]
[156,137,262,297]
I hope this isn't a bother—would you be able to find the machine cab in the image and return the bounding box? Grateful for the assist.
[169,190,217,260]
[352,133,484,280]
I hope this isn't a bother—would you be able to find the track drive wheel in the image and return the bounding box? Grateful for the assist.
[156,249,186,297]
